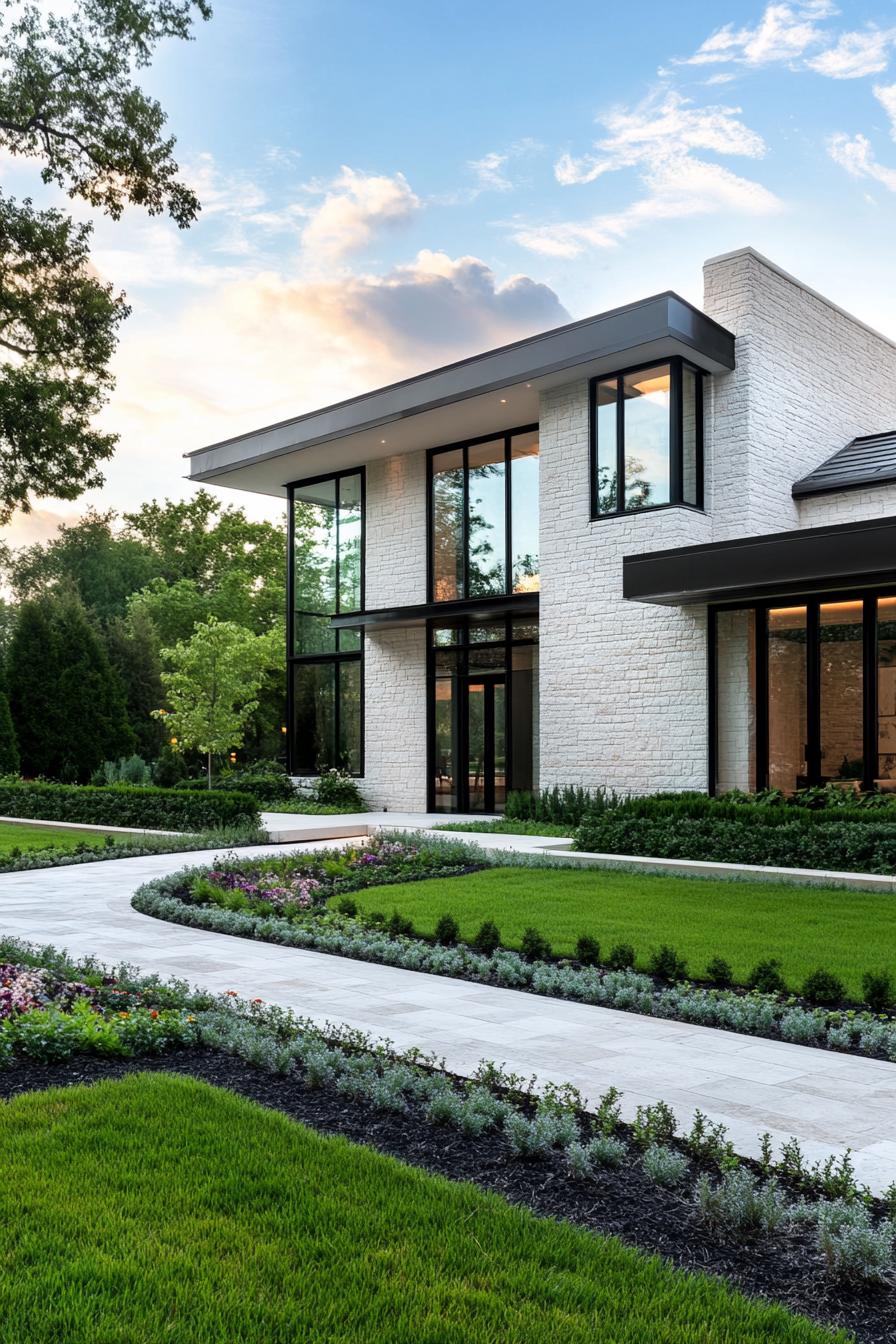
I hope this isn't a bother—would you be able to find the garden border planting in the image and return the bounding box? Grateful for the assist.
[0,779,261,832]
[0,827,268,874]
[1,938,892,1343]
[132,840,896,1065]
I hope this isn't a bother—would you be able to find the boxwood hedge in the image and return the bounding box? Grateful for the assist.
[0,780,260,832]
[574,813,896,875]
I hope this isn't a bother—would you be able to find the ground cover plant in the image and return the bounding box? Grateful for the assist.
[134,839,896,1062]
[0,825,267,875]
[436,818,574,837]
[0,1072,850,1344]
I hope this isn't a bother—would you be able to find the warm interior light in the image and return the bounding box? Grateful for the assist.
[280,725,288,734]
[513,575,541,593]
[170,736,178,746]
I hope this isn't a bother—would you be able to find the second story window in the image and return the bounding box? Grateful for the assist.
[430,427,539,602]
[591,359,703,518]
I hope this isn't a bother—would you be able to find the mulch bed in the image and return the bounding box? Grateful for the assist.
[1,1048,892,1343]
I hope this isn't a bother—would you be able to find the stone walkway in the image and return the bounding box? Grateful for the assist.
[1,834,895,1192]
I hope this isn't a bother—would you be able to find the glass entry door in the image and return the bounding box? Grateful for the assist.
[467,676,506,813]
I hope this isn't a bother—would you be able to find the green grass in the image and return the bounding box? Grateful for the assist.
[435,818,574,837]
[342,866,896,996]
[0,1073,845,1344]
[0,819,124,855]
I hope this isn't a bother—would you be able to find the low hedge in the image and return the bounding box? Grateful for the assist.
[575,813,896,875]
[608,792,896,828]
[0,781,260,832]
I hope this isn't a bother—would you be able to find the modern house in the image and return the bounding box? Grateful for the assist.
[186,247,896,812]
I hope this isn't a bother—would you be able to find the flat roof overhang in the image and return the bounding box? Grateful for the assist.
[623,515,896,606]
[331,592,539,632]
[186,293,735,498]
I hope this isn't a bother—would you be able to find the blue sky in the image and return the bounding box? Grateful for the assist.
[6,0,896,543]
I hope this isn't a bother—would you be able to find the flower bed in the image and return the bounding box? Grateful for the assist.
[134,843,896,1065]
[0,957,197,1066]
[2,941,894,1341]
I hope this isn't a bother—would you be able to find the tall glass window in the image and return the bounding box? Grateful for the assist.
[714,609,756,793]
[767,606,807,794]
[430,428,539,603]
[819,601,864,785]
[289,470,363,775]
[591,359,703,517]
[878,598,896,788]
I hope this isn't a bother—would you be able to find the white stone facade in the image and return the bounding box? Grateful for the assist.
[348,248,896,807]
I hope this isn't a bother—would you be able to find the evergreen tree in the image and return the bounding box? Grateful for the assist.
[105,608,166,761]
[8,590,133,781]
[0,658,19,775]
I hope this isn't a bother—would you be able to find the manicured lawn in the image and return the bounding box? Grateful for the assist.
[0,819,122,855]
[343,866,896,995]
[0,1074,844,1344]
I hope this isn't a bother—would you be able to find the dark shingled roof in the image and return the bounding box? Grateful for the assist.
[792,430,896,499]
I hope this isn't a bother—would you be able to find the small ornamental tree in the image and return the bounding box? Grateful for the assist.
[156,619,280,786]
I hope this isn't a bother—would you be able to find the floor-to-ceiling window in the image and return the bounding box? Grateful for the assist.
[429,427,539,602]
[711,591,887,794]
[429,616,538,813]
[288,470,363,775]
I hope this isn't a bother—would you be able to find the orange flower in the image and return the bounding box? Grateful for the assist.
[252,998,263,1004]
[150,1010,159,1020]
[118,1011,129,1019]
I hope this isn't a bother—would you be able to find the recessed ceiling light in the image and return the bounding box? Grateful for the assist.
[380,439,386,444]
[500,398,507,404]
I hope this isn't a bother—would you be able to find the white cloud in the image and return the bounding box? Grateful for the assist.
[518,91,780,258]
[300,166,420,262]
[469,151,513,192]
[680,3,895,80]
[875,81,896,137]
[682,4,831,68]
[807,28,896,78]
[828,131,896,190]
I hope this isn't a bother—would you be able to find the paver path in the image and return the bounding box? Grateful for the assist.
[2,838,895,1192]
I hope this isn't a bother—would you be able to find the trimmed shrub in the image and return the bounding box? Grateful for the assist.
[607,942,635,971]
[472,920,501,956]
[801,968,846,1007]
[0,779,260,831]
[648,945,688,983]
[434,913,460,946]
[747,959,787,996]
[335,897,358,918]
[313,769,364,811]
[574,935,601,967]
[520,926,552,963]
[862,970,894,1014]
[505,785,611,828]
[387,910,415,939]
[704,956,734,988]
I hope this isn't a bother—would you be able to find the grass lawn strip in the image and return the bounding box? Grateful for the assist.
[344,865,896,999]
[0,819,130,855]
[0,1072,849,1344]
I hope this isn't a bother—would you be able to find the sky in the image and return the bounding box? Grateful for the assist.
[4,0,896,548]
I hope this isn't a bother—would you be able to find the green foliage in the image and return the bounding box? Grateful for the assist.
[434,913,460,946]
[0,2,210,521]
[387,910,415,939]
[747,959,787,996]
[472,919,501,956]
[705,956,734,988]
[312,767,364,810]
[94,754,152,787]
[647,944,688,983]
[801,968,846,1007]
[7,589,133,781]
[0,778,259,831]
[506,785,610,827]
[103,606,166,761]
[862,970,894,1014]
[156,618,281,780]
[607,942,636,971]
[520,926,552,962]
[0,659,19,775]
[574,934,601,967]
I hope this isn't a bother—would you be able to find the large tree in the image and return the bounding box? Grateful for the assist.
[0,0,210,521]
[7,588,133,780]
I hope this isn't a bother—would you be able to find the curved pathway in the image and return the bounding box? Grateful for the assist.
[1,840,895,1192]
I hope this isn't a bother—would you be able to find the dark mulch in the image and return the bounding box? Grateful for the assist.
[1,1048,892,1343]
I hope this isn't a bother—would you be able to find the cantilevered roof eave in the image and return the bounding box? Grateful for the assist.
[186,291,735,489]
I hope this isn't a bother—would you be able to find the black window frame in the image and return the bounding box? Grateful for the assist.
[589,356,704,520]
[427,423,539,604]
[425,613,538,813]
[286,467,365,777]
[708,586,895,796]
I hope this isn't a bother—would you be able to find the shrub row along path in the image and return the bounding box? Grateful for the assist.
[1,817,895,1193]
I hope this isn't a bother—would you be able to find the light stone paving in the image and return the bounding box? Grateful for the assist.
[1,823,895,1193]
